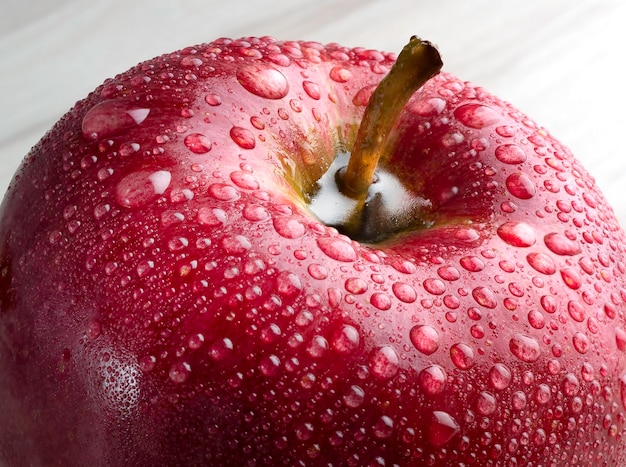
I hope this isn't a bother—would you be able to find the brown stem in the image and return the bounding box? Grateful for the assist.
[338,36,443,199]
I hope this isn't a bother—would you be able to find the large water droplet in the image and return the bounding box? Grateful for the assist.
[237,64,289,99]
[332,325,360,354]
[495,144,526,164]
[497,221,536,247]
[273,217,305,239]
[572,332,589,354]
[450,343,474,369]
[115,170,171,208]
[410,325,439,355]
[509,334,540,362]
[184,133,212,154]
[345,277,368,294]
[560,268,582,289]
[302,80,321,100]
[392,282,417,303]
[454,103,500,129]
[343,385,365,408]
[329,67,351,83]
[82,100,150,140]
[370,293,392,310]
[506,173,535,199]
[526,252,556,275]
[410,97,446,116]
[544,232,581,256]
[209,337,234,361]
[316,237,357,262]
[475,391,497,415]
[489,363,512,390]
[423,278,445,295]
[275,271,302,298]
[418,365,447,395]
[472,286,497,309]
[230,126,256,149]
[369,345,399,379]
[169,361,191,384]
[428,411,460,447]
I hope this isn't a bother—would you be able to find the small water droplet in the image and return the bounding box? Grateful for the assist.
[495,144,527,164]
[489,363,512,390]
[472,286,497,309]
[410,97,446,116]
[450,343,474,369]
[560,268,582,289]
[392,282,417,303]
[418,365,447,395]
[302,80,321,100]
[276,271,302,298]
[184,133,212,154]
[410,325,439,355]
[369,345,399,379]
[620,375,626,409]
[237,64,289,99]
[572,332,589,354]
[526,252,556,275]
[329,67,351,83]
[423,278,446,295]
[82,100,150,140]
[454,103,500,128]
[343,385,366,408]
[273,217,305,239]
[316,237,357,262]
[497,221,536,247]
[332,325,360,354]
[428,411,460,447]
[205,93,222,106]
[370,292,392,310]
[230,126,256,149]
[169,361,191,384]
[509,334,540,362]
[544,232,581,256]
[506,173,535,199]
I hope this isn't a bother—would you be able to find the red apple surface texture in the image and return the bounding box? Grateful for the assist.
[1,35,626,466]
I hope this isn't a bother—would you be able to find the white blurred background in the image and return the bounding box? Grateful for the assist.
[2,0,625,223]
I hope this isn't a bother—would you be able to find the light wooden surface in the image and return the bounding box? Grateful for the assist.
[2,0,626,223]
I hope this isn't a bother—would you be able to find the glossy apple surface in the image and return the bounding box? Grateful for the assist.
[1,36,626,466]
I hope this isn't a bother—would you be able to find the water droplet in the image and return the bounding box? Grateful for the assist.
[208,183,240,201]
[345,277,368,294]
[544,232,581,256]
[242,204,269,222]
[205,93,222,106]
[373,415,394,439]
[352,85,376,106]
[472,286,497,309]
[506,173,535,199]
[115,170,171,208]
[476,391,497,415]
[369,345,399,379]
[526,252,556,275]
[273,217,305,239]
[370,293,392,310]
[620,375,626,409]
[236,64,289,99]
[410,97,446,116]
[489,363,512,390]
[343,385,365,407]
[209,337,234,361]
[392,282,417,303]
[221,234,252,255]
[562,373,579,396]
[495,144,527,164]
[168,236,189,251]
[230,126,256,149]
[82,100,150,140]
[307,263,328,280]
[197,206,228,226]
[438,265,461,281]
[259,354,281,377]
[184,133,212,154]
[450,343,474,369]
[423,278,445,295]
[509,334,540,362]
[332,325,360,354]
[454,103,500,129]
[410,325,439,355]
[188,333,205,350]
[418,365,447,395]
[275,271,302,298]
[567,301,585,322]
[329,67,351,83]
[302,80,321,100]
[560,268,582,289]
[229,171,259,190]
[316,237,357,262]
[527,310,545,329]
[459,256,485,272]
[572,332,589,354]
[169,361,191,383]
[428,411,460,447]
[86,320,102,340]
[616,328,626,351]
[497,221,536,247]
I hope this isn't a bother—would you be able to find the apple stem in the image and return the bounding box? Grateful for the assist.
[338,36,443,199]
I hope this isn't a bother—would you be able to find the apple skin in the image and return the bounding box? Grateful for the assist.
[1,36,626,466]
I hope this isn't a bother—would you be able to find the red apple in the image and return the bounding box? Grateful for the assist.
[1,35,626,466]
